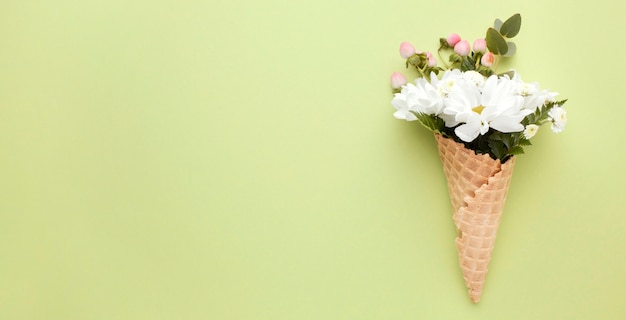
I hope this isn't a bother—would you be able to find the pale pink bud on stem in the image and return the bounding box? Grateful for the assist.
[454,40,470,57]
[446,33,461,46]
[399,42,416,59]
[425,52,437,67]
[390,72,407,89]
[473,38,487,53]
[481,51,495,67]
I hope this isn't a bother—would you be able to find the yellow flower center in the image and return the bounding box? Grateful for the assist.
[472,105,485,114]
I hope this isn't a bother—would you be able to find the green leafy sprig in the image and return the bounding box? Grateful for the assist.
[411,98,568,162]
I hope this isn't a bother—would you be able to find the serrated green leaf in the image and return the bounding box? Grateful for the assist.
[502,42,517,57]
[518,138,532,146]
[413,112,444,132]
[486,28,508,55]
[509,146,525,155]
[500,13,521,38]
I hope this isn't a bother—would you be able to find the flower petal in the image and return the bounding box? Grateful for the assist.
[455,122,481,142]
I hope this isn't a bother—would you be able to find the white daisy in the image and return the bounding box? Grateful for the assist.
[443,75,530,142]
[462,70,486,88]
[431,69,463,98]
[548,106,567,133]
[391,85,418,121]
[510,72,558,111]
[523,124,539,139]
[410,77,444,115]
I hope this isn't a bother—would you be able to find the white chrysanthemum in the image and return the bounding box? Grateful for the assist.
[410,77,445,115]
[548,106,567,133]
[443,74,530,142]
[510,72,558,111]
[391,85,418,121]
[431,69,463,98]
[390,77,445,121]
[462,70,486,88]
[523,124,539,139]
[523,89,558,111]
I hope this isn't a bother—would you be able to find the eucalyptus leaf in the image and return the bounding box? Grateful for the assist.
[493,18,503,32]
[486,28,508,55]
[498,70,516,79]
[500,13,521,38]
[503,42,517,57]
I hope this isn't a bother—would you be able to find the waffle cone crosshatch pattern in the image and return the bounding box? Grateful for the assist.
[436,134,515,302]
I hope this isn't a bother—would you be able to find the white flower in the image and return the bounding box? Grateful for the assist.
[548,106,567,133]
[390,77,445,121]
[443,74,530,142]
[523,124,539,139]
[391,86,418,121]
[431,69,463,98]
[410,77,445,115]
[523,89,558,111]
[510,72,558,111]
[462,70,485,88]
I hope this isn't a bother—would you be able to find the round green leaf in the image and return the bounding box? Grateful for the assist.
[503,42,517,57]
[493,18,503,32]
[486,28,508,55]
[500,13,521,38]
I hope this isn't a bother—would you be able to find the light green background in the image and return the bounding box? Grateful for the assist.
[1,0,624,319]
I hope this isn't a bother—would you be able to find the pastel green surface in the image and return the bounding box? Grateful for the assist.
[1,0,625,319]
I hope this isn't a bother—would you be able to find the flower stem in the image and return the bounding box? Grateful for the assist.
[437,47,450,69]
[493,54,501,74]
[417,67,428,80]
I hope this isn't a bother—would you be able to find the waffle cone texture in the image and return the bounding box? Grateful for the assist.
[434,133,515,303]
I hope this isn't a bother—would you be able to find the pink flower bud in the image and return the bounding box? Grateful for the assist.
[481,52,495,67]
[425,52,437,67]
[447,33,461,46]
[390,72,407,89]
[453,40,470,57]
[399,42,416,59]
[473,38,487,53]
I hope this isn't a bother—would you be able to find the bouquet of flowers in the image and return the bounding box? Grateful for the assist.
[388,14,567,302]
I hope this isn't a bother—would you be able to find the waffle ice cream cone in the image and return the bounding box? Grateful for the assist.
[434,133,516,303]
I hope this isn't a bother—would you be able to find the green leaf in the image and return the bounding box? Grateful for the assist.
[500,13,522,38]
[476,65,494,77]
[509,146,525,156]
[497,70,515,79]
[461,56,475,71]
[502,42,517,57]
[487,139,506,160]
[439,37,450,48]
[486,28,508,55]
[413,112,444,132]
[493,18,503,32]
[448,53,462,63]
